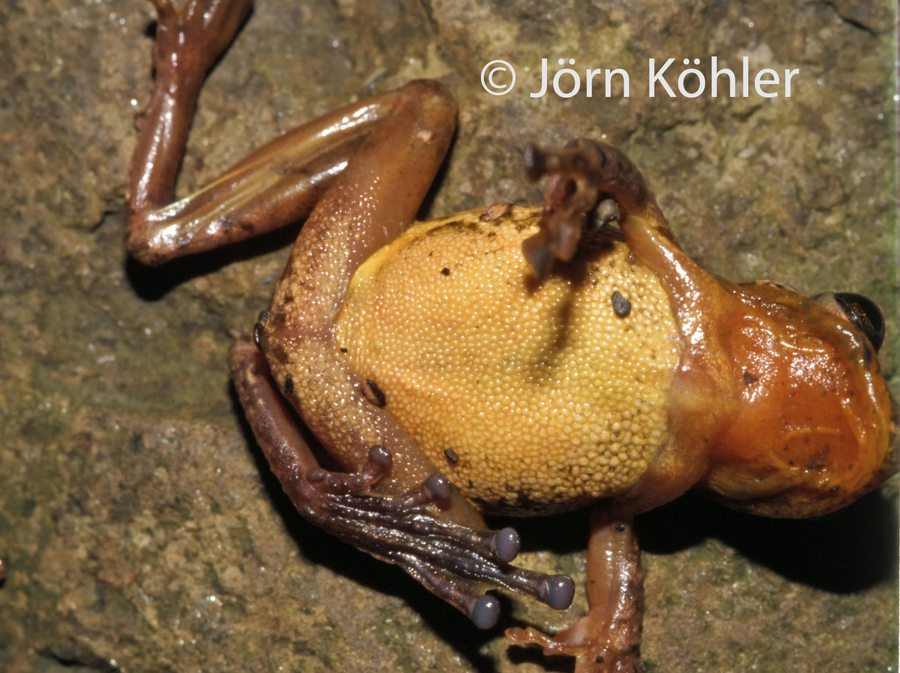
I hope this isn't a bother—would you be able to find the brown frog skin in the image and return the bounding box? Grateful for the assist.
[125,1,898,671]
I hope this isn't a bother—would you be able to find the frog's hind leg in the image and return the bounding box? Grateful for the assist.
[229,337,575,628]
[507,509,643,673]
[127,0,395,265]
[240,76,575,627]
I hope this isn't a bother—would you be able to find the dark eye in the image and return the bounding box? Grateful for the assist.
[814,292,886,353]
[835,293,886,353]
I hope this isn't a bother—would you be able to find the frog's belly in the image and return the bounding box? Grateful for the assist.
[336,206,681,513]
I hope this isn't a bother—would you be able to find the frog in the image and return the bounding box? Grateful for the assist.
[125,1,898,671]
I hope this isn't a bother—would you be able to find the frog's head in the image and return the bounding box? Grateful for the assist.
[697,282,897,518]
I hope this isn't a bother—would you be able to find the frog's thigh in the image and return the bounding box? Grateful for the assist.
[258,81,481,511]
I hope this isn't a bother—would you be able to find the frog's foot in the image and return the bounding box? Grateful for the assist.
[507,623,641,673]
[145,0,253,87]
[230,338,574,629]
[301,446,575,628]
[521,139,659,279]
[507,620,642,673]
[507,511,643,672]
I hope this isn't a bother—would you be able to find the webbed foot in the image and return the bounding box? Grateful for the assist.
[147,0,253,85]
[301,445,575,628]
[230,337,574,629]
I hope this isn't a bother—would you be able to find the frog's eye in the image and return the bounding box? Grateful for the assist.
[813,292,886,353]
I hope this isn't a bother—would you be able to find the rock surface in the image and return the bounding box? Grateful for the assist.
[1,0,896,671]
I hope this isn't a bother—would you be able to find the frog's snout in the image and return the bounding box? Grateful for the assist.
[813,291,886,353]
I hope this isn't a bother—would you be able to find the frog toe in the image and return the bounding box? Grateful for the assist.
[506,622,642,673]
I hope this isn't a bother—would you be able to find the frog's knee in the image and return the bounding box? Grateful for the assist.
[392,79,458,137]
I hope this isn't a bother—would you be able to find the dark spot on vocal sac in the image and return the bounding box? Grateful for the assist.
[283,374,294,396]
[444,448,459,464]
[743,371,759,385]
[441,267,450,276]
